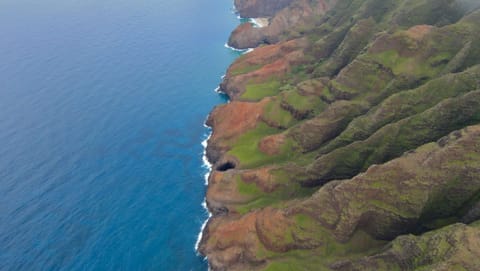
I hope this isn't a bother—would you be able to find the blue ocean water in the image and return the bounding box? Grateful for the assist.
[0,0,240,270]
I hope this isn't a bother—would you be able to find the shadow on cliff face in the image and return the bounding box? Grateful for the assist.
[216,161,236,171]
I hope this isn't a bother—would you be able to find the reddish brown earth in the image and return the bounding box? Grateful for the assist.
[206,165,279,216]
[234,0,295,18]
[228,0,336,49]
[200,1,480,270]
[258,133,286,155]
[201,212,265,271]
[206,170,252,214]
[208,101,265,141]
[240,166,277,192]
[221,38,307,99]
[405,24,434,40]
[201,125,480,270]
[206,99,269,164]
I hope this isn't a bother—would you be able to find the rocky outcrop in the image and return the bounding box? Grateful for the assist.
[234,0,295,18]
[200,0,480,270]
[228,0,335,49]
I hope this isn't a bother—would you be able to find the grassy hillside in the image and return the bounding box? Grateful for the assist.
[199,1,480,270]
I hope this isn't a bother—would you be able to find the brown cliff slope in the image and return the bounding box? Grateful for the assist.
[200,125,480,270]
[229,0,335,49]
[199,0,480,270]
[234,0,295,18]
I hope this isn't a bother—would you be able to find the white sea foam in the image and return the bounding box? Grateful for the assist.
[195,202,212,252]
[201,133,212,186]
[195,115,214,258]
[197,23,243,266]
[224,42,254,54]
[224,42,243,51]
[249,18,260,27]
[214,86,229,98]
[249,18,269,28]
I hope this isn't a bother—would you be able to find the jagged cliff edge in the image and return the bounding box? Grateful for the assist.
[199,0,480,270]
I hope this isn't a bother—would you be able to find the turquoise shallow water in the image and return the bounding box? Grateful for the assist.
[0,0,240,270]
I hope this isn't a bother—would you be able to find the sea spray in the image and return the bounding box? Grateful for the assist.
[214,84,231,104]
[249,18,269,28]
[195,123,212,252]
[223,42,254,54]
[201,128,212,186]
[196,12,249,269]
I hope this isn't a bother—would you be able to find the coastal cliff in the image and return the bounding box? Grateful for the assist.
[200,0,480,270]
[228,0,335,49]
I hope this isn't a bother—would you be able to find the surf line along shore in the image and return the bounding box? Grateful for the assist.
[194,9,264,266]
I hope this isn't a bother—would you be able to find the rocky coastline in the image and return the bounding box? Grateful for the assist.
[199,0,480,270]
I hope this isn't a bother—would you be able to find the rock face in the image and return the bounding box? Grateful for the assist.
[199,0,480,270]
[220,38,307,100]
[234,0,295,18]
[228,0,335,49]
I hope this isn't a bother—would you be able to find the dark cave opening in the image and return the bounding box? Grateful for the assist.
[216,161,236,171]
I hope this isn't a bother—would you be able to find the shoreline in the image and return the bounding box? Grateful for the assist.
[195,4,261,269]
[194,81,228,269]
[194,121,213,271]
[194,118,213,253]
[223,42,254,53]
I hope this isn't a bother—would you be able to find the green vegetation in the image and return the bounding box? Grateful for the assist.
[260,228,387,271]
[230,64,263,76]
[226,123,277,167]
[241,79,282,100]
[227,123,298,168]
[320,65,480,154]
[201,1,480,270]
[262,98,298,128]
[236,175,262,195]
[282,89,326,115]
[307,90,480,184]
[234,172,317,214]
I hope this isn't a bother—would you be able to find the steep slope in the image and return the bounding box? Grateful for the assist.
[234,0,296,18]
[228,0,336,49]
[201,125,480,270]
[199,0,480,270]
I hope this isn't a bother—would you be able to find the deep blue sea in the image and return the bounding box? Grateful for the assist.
[0,1,240,270]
